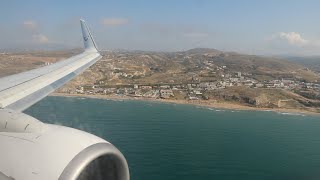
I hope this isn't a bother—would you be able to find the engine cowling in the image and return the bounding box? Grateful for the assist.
[0,109,129,180]
[60,143,129,180]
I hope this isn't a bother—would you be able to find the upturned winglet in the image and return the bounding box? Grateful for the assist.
[80,19,98,52]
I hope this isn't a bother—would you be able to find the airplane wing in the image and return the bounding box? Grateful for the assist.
[0,20,129,180]
[0,19,101,112]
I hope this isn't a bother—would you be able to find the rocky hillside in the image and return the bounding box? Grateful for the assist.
[73,48,319,88]
[1,48,319,88]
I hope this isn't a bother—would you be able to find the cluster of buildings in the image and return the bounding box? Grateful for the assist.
[263,79,319,89]
[71,71,320,100]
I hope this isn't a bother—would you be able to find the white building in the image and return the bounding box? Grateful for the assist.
[160,89,174,99]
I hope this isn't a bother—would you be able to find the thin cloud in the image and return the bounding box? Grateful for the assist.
[32,34,49,44]
[23,20,38,30]
[279,32,309,46]
[263,32,320,55]
[183,32,209,38]
[22,20,50,44]
[101,18,129,26]
[271,32,309,46]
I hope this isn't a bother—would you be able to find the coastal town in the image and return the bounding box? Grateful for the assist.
[54,50,320,112]
[72,72,320,101]
[1,49,320,112]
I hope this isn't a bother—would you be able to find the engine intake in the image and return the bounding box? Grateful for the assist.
[59,143,129,180]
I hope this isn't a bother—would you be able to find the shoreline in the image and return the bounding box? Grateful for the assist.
[50,93,320,116]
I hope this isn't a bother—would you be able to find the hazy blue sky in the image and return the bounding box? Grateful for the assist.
[2,0,320,55]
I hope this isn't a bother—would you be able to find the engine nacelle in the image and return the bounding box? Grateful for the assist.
[0,109,129,180]
[60,143,129,180]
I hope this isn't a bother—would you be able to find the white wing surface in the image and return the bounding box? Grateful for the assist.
[0,19,101,111]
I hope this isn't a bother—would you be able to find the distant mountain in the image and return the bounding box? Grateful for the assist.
[284,56,320,72]
[93,48,320,84]
[1,48,320,86]
[176,48,319,82]
[185,48,222,54]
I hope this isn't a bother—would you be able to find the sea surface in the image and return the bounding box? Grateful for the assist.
[25,96,320,180]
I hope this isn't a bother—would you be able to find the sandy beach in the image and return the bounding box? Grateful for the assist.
[50,93,320,116]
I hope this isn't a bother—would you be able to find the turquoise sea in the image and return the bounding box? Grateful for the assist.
[25,96,320,180]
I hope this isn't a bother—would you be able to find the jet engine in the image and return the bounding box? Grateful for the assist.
[0,109,130,180]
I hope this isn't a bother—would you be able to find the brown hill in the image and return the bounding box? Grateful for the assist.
[0,48,319,87]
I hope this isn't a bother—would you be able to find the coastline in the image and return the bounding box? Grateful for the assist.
[50,93,320,116]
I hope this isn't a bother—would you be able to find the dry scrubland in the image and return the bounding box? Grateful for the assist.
[1,48,320,113]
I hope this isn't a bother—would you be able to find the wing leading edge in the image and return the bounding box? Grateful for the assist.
[0,20,101,111]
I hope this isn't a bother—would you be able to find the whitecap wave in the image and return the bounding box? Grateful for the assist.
[277,112,305,116]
